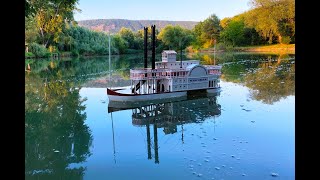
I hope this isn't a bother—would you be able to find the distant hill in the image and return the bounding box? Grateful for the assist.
[77,19,198,33]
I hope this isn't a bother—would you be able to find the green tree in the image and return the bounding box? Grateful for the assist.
[245,0,295,44]
[220,19,245,46]
[25,16,39,44]
[158,25,194,51]
[158,25,194,62]
[119,27,135,49]
[112,34,129,54]
[193,14,221,48]
[26,0,80,47]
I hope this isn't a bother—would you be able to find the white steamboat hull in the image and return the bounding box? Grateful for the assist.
[107,88,187,102]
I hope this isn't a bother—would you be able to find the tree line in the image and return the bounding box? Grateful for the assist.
[25,0,295,58]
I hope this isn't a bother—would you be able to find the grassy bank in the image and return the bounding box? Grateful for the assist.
[234,44,295,54]
[196,44,295,54]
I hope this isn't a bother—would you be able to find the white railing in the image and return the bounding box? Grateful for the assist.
[130,65,222,80]
[130,68,189,80]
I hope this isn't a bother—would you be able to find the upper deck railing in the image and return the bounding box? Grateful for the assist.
[130,65,222,80]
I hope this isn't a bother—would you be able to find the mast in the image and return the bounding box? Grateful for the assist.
[180,39,182,68]
[214,39,216,65]
[109,32,111,85]
[111,112,116,164]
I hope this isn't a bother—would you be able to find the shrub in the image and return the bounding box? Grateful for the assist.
[25,52,35,58]
[29,43,50,57]
[281,36,291,44]
[216,42,234,51]
[125,49,143,54]
[71,50,79,57]
[215,43,226,51]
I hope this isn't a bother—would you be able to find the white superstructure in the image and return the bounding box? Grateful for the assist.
[130,50,221,94]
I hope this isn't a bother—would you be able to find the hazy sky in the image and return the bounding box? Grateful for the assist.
[74,0,252,21]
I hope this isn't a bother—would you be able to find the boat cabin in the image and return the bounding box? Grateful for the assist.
[129,50,221,95]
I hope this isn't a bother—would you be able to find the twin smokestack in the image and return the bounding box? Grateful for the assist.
[144,25,156,69]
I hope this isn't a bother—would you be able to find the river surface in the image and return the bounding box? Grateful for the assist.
[25,52,295,180]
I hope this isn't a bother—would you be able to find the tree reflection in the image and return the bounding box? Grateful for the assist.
[191,52,295,104]
[25,65,92,179]
[244,55,295,104]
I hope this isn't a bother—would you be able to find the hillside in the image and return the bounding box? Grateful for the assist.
[77,19,198,33]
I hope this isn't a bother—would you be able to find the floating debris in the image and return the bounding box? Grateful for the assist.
[204,159,210,162]
[197,173,202,177]
[213,138,218,140]
[231,155,235,158]
[242,173,246,176]
[242,109,252,112]
[198,163,202,166]
[251,120,255,123]
[215,167,220,170]
[240,105,244,107]
[222,165,225,167]
[54,150,60,153]
[271,173,279,177]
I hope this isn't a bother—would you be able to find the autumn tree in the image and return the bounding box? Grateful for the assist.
[245,0,295,44]
[119,27,135,49]
[26,0,80,47]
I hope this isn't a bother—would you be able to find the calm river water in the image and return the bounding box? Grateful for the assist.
[25,52,295,180]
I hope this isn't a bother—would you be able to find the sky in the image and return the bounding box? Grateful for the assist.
[74,0,252,22]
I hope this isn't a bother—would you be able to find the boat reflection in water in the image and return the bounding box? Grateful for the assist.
[108,92,221,164]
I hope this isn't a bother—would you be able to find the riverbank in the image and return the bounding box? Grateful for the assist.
[234,44,295,53]
[197,44,295,54]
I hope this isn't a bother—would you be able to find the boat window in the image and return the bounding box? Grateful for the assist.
[177,72,179,76]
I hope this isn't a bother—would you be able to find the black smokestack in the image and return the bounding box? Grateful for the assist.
[144,27,148,69]
[151,25,156,70]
